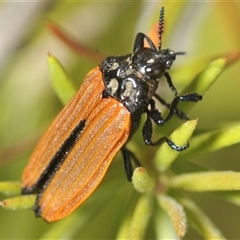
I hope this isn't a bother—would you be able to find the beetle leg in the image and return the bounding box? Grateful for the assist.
[154,93,189,121]
[164,72,178,96]
[179,92,203,102]
[142,109,189,151]
[149,99,164,125]
[164,92,202,122]
[121,146,141,181]
[133,32,157,52]
[154,91,202,122]
[149,97,188,124]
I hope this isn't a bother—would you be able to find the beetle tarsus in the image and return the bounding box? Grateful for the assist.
[166,139,189,151]
[180,92,203,102]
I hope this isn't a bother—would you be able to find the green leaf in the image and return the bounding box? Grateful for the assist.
[157,195,187,238]
[0,195,36,210]
[171,171,240,191]
[183,52,240,95]
[180,123,240,159]
[48,53,77,105]
[117,195,153,240]
[154,119,198,172]
[128,195,153,240]
[116,212,132,240]
[214,191,240,207]
[132,167,154,193]
[179,198,226,239]
[154,206,179,240]
[177,52,240,115]
[0,181,21,196]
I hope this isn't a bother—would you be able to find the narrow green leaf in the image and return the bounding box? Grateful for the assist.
[48,53,77,105]
[180,123,240,159]
[0,181,21,196]
[154,206,179,240]
[132,167,154,193]
[177,52,240,115]
[179,198,226,239]
[171,171,240,191]
[183,52,240,95]
[157,195,187,238]
[116,213,131,240]
[154,119,198,172]
[214,191,240,207]
[0,195,36,210]
[128,195,153,240]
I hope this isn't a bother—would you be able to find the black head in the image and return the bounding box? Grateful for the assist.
[131,48,184,79]
[131,7,185,80]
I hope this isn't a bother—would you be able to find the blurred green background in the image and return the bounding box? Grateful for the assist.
[0,1,240,239]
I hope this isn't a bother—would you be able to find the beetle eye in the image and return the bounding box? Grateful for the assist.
[145,62,164,78]
[166,60,171,68]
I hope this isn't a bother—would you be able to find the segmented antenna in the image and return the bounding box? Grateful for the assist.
[158,7,165,50]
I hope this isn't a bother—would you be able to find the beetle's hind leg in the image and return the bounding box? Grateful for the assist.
[121,146,141,181]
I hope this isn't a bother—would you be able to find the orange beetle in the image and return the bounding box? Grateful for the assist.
[22,7,202,222]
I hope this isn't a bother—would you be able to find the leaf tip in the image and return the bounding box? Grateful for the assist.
[132,167,154,193]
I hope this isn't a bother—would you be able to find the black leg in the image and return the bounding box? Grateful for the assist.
[154,91,202,122]
[179,92,203,102]
[133,33,157,52]
[164,72,178,96]
[164,96,181,122]
[164,92,202,122]
[142,109,189,151]
[149,99,164,125]
[154,93,189,121]
[122,146,141,181]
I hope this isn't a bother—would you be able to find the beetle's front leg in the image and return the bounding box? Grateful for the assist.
[142,108,189,151]
[154,93,189,121]
[164,92,203,122]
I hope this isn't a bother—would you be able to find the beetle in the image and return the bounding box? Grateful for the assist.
[21,7,202,222]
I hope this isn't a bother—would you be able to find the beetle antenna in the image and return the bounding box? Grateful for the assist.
[175,51,186,56]
[158,7,164,50]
